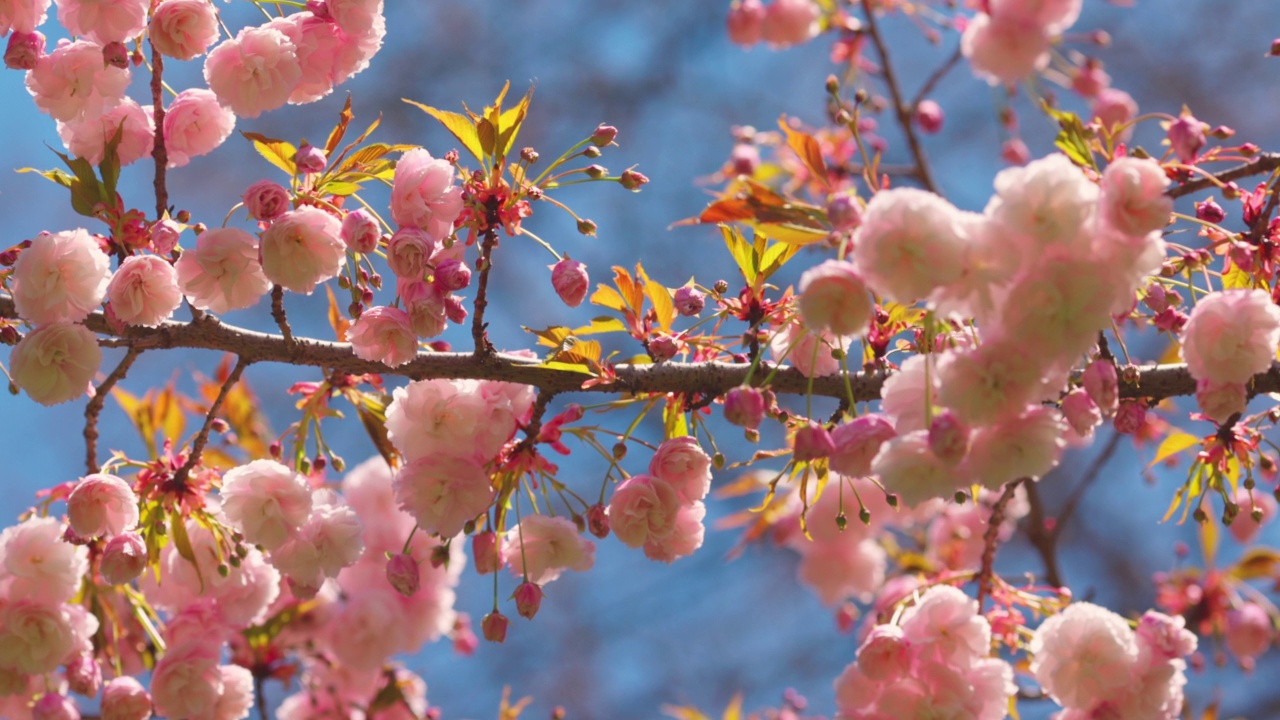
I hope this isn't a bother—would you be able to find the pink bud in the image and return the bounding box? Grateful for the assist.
[620,169,648,191]
[473,531,500,574]
[1142,283,1169,313]
[724,386,766,429]
[587,503,610,538]
[33,693,78,720]
[649,333,681,361]
[433,258,472,292]
[1071,60,1110,98]
[729,144,760,176]
[294,144,328,174]
[1168,114,1206,164]
[726,0,765,46]
[306,0,332,19]
[826,192,862,232]
[100,532,147,585]
[444,294,468,324]
[4,31,44,70]
[242,180,291,222]
[1196,197,1226,223]
[482,611,509,643]
[590,124,618,147]
[385,553,420,597]
[452,613,478,656]
[927,410,968,466]
[674,286,705,316]
[341,209,381,254]
[914,99,944,134]
[551,257,589,307]
[66,652,102,697]
[1113,400,1146,434]
[829,414,896,477]
[102,678,151,720]
[513,581,544,619]
[1226,603,1273,660]
[102,41,128,69]
[1082,359,1119,416]
[1001,138,1031,166]
[150,219,181,255]
[793,422,835,462]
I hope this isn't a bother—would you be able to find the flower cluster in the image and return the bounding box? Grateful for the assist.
[607,436,711,563]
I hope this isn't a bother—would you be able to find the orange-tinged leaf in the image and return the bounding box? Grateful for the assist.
[662,706,711,720]
[646,279,674,331]
[779,116,829,190]
[1147,431,1201,469]
[721,694,744,720]
[523,325,574,348]
[241,132,297,176]
[497,84,534,156]
[327,286,350,342]
[590,285,627,312]
[755,221,829,246]
[1230,546,1280,581]
[324,95,355,156]
[403,100,484,163]
[614,266,644,314]
[153,385,185,444]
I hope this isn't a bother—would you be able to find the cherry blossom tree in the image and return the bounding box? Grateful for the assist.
[0,0,1278,718]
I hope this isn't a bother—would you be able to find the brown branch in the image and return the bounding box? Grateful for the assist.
[172,356,250,486]
[909,47,963,109]
[471,224,499,358]
[149,38,168,220]
[1023,480,1063,589]
[859,0,938,194]
[83,346,143,474]
[269,285,295,351]
[977,479,1023,610]
[1166,152,1280,199]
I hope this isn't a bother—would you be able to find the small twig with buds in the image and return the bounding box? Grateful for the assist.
[171,356,250,487]
[1167,152,1280,199]
[83,346,143,474]
[977,479,1023,611]
[471,223,500,359]
[860,0,938,194]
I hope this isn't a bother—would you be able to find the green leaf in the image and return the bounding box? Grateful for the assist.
[403,100,484,163]
[15,167,73,189]
[169,511,205,592]
[99,122,125,199]
[241,132,298,176]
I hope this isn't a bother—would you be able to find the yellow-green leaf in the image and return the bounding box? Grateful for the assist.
[590,284,627,313]
[572,317,628,336]
[1147,431,1201,469]
[646,279,674,332]
[241,132,297,176]
[404,100,484,163]
[1230,547,1280,581]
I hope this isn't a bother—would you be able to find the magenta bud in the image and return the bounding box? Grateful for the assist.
[1167,114,1206,164]
[1113,400,1146,434]
[100,532,147,585]
[102,41,128,69]
[927,410,969,466]
[1195,197,1226,224]
[32,693,77,720]
[587,504,610,539]
[793,422,835,462]
[242,179,291,222]
[590,123,618,146]
[482,611,509,643]
[473,531,499,574]
[724,386,766,429]
[649,333,681,361]
[4,31,44,70]
[433,258,472,292]
[294,144,328,174]
[551,257,589,307]
[1082,359,1119,417]
[341,209,380,253]
[385,553,420,597]
[673,286,705,316]
[1001,138,1031,166]
[306,0,332,19]
[513,581,544,619]
[66,652,102,697]
[1142,283,1169,313]
[826,192,862,232]
[619,169,649,191]
[914,99,944,134]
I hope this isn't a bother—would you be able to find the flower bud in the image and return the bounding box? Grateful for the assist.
[1001,138,1030,166]
[1082,359,1119,417]
[444,295,468,325]
[102,677,151,720]
[433,258,472,292]
[102,41,129,69]
[65,652,102,697]
[793,422,835,462]
[341,209,380,254]
[1061,389,1102,440]
[590,124,618,146]
[33,693,78,720]
[1196,198,1226,224]
[826,192,862,232]
[927,410,968,466]
[726,0,765,46]
[150,218,181,255]
[513,581,544,619]
[4,31,44,70]
[724,386,766,429]
[914,99,944,134]
[473,531,500,574]
[649,333,681,361]
[1114,400,1146,434]
[576,218,597,236]
[619,169,649,191]
[1225,603,1273,660]
[100,531,147,585]
[385,553,420,597]
[673,286,705,316]
[294,144,328,174]
[1142,283,1169,313]
[242,179,291,222]
[1167,113,1206,164]
[482,611,509,643]
[551,257,589,307]
[587,504,610,538]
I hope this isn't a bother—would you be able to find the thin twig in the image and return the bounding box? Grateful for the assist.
[977,479,1022,610]
[909,47,963,109]
[1166,152,1280,199]
[512,389,557,457]
[859,0,938,194]
[1023,480,1063,588]
[149,37,168,219]
[254,671,268,720]
[270,285,295,351]
[83,347,143,474]
[172,356,250,486]
[471,225,499,358]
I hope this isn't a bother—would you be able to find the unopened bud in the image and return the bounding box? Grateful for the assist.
[341,209,380,254]
[827,192,862,232]
[65,652,102,697]
[587,504,610,538]
[1083,359,1119,416]
[385,553,420,597]
[793,422,835,462]
[513,581,544,619]
[32,693,78,720]
[649,333,681,361]
[101,532,147,585]
[619,169,649,191]
[473,531,499,574]
[585,164,607,179]
[521,147,539,163]
[102,41,129,69]
[577,218,597,236]
[673,286,705,316]
[551,257,589,307]
[927,410,969,465]
[1114,400,1146,435]
[1196,198,1226,224]
[4,31,44,70]
[914,99,945,134]
[294,143,328,174]
[590,123,618,147]
[444,295,468,325]
[724,386,766,429]
[430,544,451,569]
[482,611,509,643]
[433,258,472,291]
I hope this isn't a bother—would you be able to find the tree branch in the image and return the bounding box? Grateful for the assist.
[977,479,1022,610]
[83,346,143,474]
[172,356,250,486]
[860,0,938,194]
[149,37,168,220]
[1167,152,1280,199]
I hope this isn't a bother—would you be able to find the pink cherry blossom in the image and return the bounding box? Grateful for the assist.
[900,585,990,667]
[55,0,147,44]
[795,533,886,605]
[829,414,896,477]
[1225,603,1273,660]
[725,0,764,47]
[56,98,154,167]
[1091,87,1138,141]
[386,226,434,280]
[0,600,96,674]
[760,0,818,49]
[10,322,103,407]
[12,228,110,326]
[390,148,463,238]
[1082,358,1119,416]
[961,12,1050,86]
[393,454,495,537]
[26,39,130,122]
[101,676,151,720]
[106,255,183,327]
[1100,156,1173,236]
[857,625,911,681]
[880,355,939,433]
[5,29,46,70]
[341,208,381,253]
[220,459,313,550]
[149,0,218,60]
[648,437,713,503]
[149,640,227,720]
[1030,602,1139,709]
[1195,378,1247,424]
[1181,289,1280,384]
[400,278,448,338]
[988,153,1097,254]
[768,320,849,378]
[259,206,347,294]
[1229,488,1275,545]
[348,305,418,367]
[270,490,364,588]
[163,88,236,168]
[642,500,706,563]
[100,531,146,584]
[501,514,596,584]
[328,0,383,37]
[797,259,872,337]
[174,227,272,314]
[551,257,589,307]
[1060,388,1102,441]
[964,406,1067,490]
[67,472,138,537]
[990,0,1082,34]
[0,516,89,604]
[268,12,346,105]
[33,692,78,720]
[871,430,955,507]
[0,0,51,34]
[607,474,682,548]
[203,25,302,119]
[852,187,967,304]
[325,585,406,669]
[241,179,291,222]
[723,385,766,429]
[384,378,519,464]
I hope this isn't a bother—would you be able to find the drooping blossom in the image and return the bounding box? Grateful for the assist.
[390,148,463,238]
[348,305,418,367]
[10,322,103,407]
[26,39,131,122]
[56,97,154,166]
[149,0,218,60]
[501,514,596,584]
[220,459,313,551]
[1181,289,1280,384]
[67,472,139,537]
